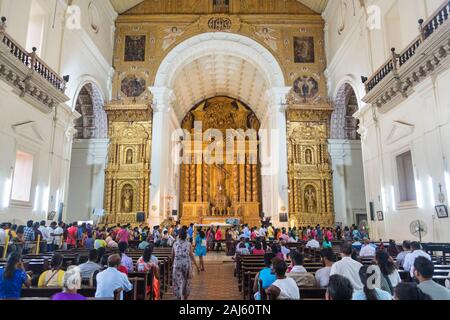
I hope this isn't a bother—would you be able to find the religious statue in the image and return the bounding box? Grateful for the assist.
[126,149,133,164]
[305,149,312,164]
[213,164,230,216]
[305,187,316,213]
[162,26,185,51]
[122,185,133,213]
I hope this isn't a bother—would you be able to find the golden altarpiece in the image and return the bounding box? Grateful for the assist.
[102,103,153,225]
[101,0,335,227]
[179,97,261,227]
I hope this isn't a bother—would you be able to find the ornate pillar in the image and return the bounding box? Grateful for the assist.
[264,87,291,226]
[149,86,176,225]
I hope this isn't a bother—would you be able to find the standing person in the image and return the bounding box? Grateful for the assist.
[0,252,31,299]
[206,227,215,252]
[38,221,50,253]
[194,230,207,271]
[95,254,133,300]
[187,224,194,245]
[172,228,200,300]
[215,226,223,252]
[48,222,61,251]
[267,223,274,241]
[116,225,130,245]
[67,222,78,249]
[14,226,25,255]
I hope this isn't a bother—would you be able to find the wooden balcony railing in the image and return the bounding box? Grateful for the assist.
[364,1,450,93]
[0,16,68,92]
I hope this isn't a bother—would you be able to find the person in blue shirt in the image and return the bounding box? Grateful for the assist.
[194,229,207,271]
[253,253,276,300]
[0,252,31,299]
[95,254,133,300]
[187,224,194,244]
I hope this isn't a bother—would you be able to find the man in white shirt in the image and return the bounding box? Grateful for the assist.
[38,221,51,252]
[50,222,64,251]
[330,242,363,291]
[305,236,320,249]
[359,239,376,257]
[258,225,266,238]
[95,254,133,300]
[316,248,335,288]
[395,240,411,268]
[403,241,431,278]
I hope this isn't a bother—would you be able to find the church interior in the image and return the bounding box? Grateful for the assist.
[0,0,450,302]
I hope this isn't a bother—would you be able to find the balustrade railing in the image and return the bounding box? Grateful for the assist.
[364,1,450,93]
[0,16,68,92]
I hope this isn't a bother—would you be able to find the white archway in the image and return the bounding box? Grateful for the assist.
[149,32,291,226]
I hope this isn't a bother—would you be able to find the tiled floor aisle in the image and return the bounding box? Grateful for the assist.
[163,252,242,300]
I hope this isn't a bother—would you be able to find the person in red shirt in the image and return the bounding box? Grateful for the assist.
[215,226,223,252]
[67,222,78,249]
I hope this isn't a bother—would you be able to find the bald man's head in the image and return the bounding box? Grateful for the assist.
[108,254,121,268]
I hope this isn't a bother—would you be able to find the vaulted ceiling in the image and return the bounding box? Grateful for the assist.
[109,0,328,14]
[171,54,268,120]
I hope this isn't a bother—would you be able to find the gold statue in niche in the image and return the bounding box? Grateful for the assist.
[213,164,230,216]
[305,186,316,213]
[180,96,261,227]
[121,185,133,213]
[126,149,133,164]
[305,149,312,164]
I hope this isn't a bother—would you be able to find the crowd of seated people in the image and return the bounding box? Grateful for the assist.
[2,219,450,301]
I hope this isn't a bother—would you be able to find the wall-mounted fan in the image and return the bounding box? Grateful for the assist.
[409,220,428,242]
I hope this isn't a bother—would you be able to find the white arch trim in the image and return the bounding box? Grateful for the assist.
[70,75,106,111]
[333,75,366,111]
[154,32,285,90]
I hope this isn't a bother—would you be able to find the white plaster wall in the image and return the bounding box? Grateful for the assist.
[0,81,75,225]
[66,139,109,222]
[324,0,450,241]
[329,140,367,226]
[0,0,116,224]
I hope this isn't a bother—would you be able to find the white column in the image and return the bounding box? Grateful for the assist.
[265,87,291,227]
[149,87,177,225]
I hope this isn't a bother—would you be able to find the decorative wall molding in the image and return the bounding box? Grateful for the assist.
[385,121,415,145]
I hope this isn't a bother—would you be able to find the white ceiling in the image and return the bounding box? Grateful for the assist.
[109,0,328,14]
[171,54,268,120]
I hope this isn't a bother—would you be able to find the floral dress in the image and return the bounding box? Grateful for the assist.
[172,240,193,299]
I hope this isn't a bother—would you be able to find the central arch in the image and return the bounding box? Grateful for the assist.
[149,32,291,226]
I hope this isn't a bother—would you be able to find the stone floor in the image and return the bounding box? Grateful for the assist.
[163,252,242,300]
